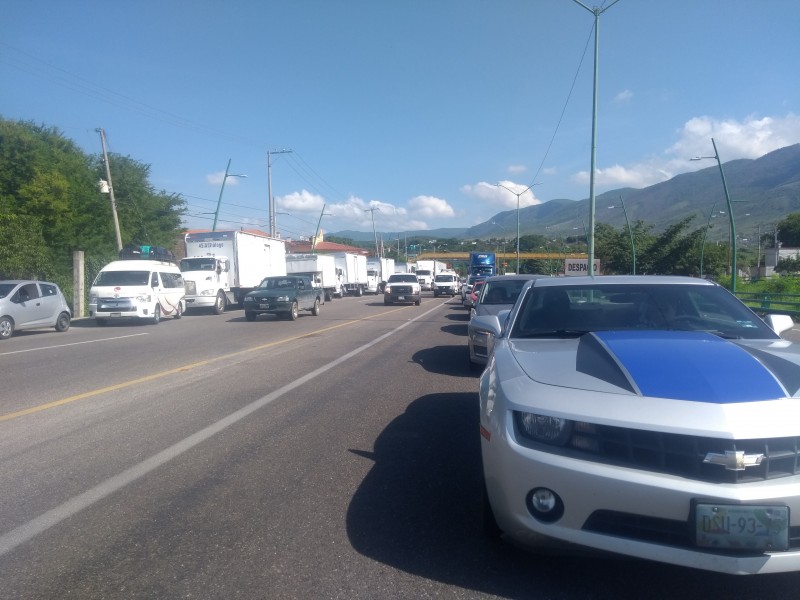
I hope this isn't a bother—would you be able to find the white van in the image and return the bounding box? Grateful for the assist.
[90,259,186,325]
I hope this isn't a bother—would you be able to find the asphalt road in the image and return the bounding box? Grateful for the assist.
[1,295,799,599]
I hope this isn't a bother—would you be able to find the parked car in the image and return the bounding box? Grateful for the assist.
[468,274,544,369]
[0,280,71,339]
[243,275,322,321]
[475,275,800,575]
[433,273,459,297]
[383,273,421,306]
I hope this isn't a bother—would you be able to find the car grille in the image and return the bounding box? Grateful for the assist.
[515,414,800,483]
[584,510,800,553]
[97,297,135,311]
[390,285,414,294]
[185,281,197,295]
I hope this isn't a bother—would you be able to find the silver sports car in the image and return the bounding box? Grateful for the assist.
[476,275,800,575]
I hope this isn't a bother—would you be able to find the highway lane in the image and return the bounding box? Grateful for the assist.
[1,295,799,598]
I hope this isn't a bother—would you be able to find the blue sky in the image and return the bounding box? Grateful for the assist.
[3,0,800,241]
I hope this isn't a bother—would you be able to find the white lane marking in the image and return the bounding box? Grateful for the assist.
[0,334,149,357]
[0,302,443,556]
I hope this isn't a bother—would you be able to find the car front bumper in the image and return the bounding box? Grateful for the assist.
[481,399,800,575]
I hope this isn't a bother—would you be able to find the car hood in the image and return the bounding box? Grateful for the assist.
[510,330,800,403]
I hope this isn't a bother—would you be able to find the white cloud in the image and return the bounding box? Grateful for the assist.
[571,113,800,190]
[408,195,455,219]
[507,164,527,174]
[278,189,326,212]
[462,180,543,210]
[614,89,633,103]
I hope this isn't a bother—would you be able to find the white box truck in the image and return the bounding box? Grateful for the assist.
[332,252,368,296]
[286,253,341,301]
[181,230,286,313]
[366,257,396,294]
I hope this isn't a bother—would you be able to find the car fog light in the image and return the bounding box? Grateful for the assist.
[526,488,564,523]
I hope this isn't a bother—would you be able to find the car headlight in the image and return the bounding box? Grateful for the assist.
[244,296,254,303]
[515,412,573,446]
[276,295,289,302]
[470,329,490,346]
[384,286,392,294]
[200,289,215,296]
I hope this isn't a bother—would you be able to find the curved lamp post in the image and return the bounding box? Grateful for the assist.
[691,138,736,292]
[496,182,541,274]
[213,158,247,232]
[607,196,635,274]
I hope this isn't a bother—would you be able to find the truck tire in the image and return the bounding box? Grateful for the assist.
[288,301,299,321]
[174,302,183,319]
[151,304,161,325]
[312,299,321,316]
[214,292,226,315]
[356,286,363,297]
[324,291,332,302]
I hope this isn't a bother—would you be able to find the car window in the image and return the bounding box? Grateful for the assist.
[511,283,778,340]
[40,283,59,297]
[17,283,40,302]
[94,270,150,286]
[0,283,17,298]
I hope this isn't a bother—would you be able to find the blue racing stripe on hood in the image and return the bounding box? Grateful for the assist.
[593,330,786,403]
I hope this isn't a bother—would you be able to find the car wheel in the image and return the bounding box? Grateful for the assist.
[214,292,226,315]
[482,482,502,540]
[0,316,14,340]
[55,311,71,332]
[415,298,421,306]
[245,310,257,321]
[174,302,183,320]
[151,304,161,325]
[312,299,321,316]
[288,301,299,320]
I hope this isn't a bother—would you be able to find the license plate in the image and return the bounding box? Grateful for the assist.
[694,503,789,551]
[259,303,271,309]
[398,296,405,301]
[111,312,121,318]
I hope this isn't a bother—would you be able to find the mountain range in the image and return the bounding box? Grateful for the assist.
[334,143,800,243]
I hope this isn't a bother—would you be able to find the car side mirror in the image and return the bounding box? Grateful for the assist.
[764,314,794,335]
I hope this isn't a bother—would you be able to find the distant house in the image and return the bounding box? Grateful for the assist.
[285,239,369,256]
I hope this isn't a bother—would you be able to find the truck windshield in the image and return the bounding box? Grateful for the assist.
[180,258,217,271]
[258,278,297,289]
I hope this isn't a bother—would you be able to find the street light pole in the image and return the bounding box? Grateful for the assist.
[312,204,333,253]
[496,182,541,274]
[608,196,635,274]
[691,138,737,293]
[572,0,620,278]
[365,207,380,257]
[213,159,247,232]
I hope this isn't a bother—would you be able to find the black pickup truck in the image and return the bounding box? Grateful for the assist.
[242,275,323,321]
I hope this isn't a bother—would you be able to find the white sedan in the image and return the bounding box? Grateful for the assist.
[476,275,800,575]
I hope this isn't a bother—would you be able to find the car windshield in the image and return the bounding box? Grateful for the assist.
[389,275,417,283]
[510,283,779,340]
[435,275,455,282]
[258,277,297,289]
[0,283,17,298]
[94,270,150,286]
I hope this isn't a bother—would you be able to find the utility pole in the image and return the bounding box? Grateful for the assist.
[267,149,292,237]
[96,128,123,251]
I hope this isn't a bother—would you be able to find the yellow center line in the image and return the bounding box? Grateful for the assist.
[0,304,421,423]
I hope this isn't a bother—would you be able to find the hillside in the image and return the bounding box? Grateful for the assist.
[334,144,800,242]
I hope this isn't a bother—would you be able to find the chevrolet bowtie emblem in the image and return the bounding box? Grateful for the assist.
[704,450,764,471]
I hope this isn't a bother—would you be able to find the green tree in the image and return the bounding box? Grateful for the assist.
[0,214,50,279]
[777,213,800,247]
